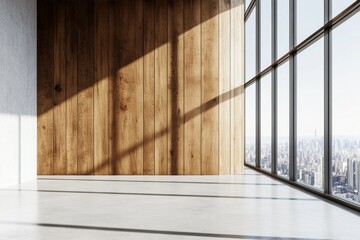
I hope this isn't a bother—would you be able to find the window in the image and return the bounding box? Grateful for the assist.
[277,0,289,59]
[246,83,256,166]
[246,8,256,82]
[296,0,323,44]
[261,73,271,171]
[296,38,324,190]
[332,11,360,205]
[277,61,289,178]
[260,0,271,70]
[244,0,360,210]
[245,0,252,11]
[332,0,356,18]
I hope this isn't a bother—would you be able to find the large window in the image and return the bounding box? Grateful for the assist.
[332,10,360,205]
[246,7,256,82]
[260,73,271,172]
[296,38,324,190]
[277,61,289,178]
[244,0,360,210]
[245,0,252,11]
[296,0,323,44]
[260,0,271,70]
[332,0,356,17]
[277,0,289,59]
[246,83,256,166]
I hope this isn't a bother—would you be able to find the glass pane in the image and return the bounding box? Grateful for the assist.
[332,0,356,18]
[246,8,256,82]
[277,0,289,58]
[260,0,272,70]
[245,0,252,11]
[246,83,256,166]
[296,0,324,44]
[296,38,324,190]
[332,12,360,205]
[261,73,272,171]
[277,61,289,178]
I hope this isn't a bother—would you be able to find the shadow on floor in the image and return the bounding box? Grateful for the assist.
[0,221,329,240]
[2,189,318,201]
[37,178,284,186]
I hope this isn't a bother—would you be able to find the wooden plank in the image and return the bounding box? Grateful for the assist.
[154,0,168,175]
[168,0,184,175]
[53,0,66,175]
[108,0,115,174]
[231,0,244,174]
[201,0,219,175]
[113,0,127,174]
[65,0,78,175]
[184,0,201,175]
[113,0,130,174]
[115,0,144,175]
[94,0,109,175]
[131,0,144,175]
[37,0,54,175]
[77,0,94,175]
[143,0,156,175]
[219,0,231,174]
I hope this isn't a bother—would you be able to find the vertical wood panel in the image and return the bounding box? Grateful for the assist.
[143,0,156,175]
[114,0,130,174]
[77,0,94,175]
[115,0,144,175]
[168,0,184,175]
[184,0,201,175]
[65,0,78,175]
[232,0,244,173]
[154,0,168,175]
[94,0,109,175]
[201,0,219,175]
[108,0,115,174]
[38,0,54,175]
[219,0,231,174]
[53,0,67,175]
[131,0,144,175]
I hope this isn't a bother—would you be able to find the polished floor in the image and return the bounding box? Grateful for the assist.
[0,168,359,240]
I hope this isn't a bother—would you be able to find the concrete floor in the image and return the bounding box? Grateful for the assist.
[0,168,359,240]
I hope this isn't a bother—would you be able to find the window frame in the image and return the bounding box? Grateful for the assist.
[244,0,360,212]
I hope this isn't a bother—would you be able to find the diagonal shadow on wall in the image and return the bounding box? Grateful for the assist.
[37,0,244,175]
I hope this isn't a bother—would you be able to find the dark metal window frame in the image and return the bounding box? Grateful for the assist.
[244,0,360,213]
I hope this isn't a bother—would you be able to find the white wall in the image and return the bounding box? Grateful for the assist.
[0,0,37,188]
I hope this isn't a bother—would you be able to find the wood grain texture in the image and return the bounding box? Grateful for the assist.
[219,0,231,174]
[201,0,219,175]
[65,0,78,175]
[154,0,168,175]
[184,0,201,175]
[77,0,94,175]
[53,0,66,175]
[168,0,184,175]
[94,0,109,175]
[132,0,144,175]
[143,0,156,175]
[37,0,244,175]
[108,0,115,175]
[37,0,54,175]
[114,0,130,174]
[114,0,144,175]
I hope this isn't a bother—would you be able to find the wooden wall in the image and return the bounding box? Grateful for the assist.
[37,0,245,175]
